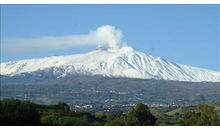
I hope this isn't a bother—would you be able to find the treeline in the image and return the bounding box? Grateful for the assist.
[0,98,219,126]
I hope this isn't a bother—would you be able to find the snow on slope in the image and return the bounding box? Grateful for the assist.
[1,46,220,82]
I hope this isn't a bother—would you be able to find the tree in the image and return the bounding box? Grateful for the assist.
[57,102,70,111]
[182,103,218,126]
[0,98,41,126]
[182,111,201,126]
[196,103,218,126]
[124,103,157,126]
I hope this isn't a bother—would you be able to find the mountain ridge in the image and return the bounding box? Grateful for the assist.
[1,46,219,82]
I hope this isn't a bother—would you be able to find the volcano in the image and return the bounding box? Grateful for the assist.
[1,46,219,82]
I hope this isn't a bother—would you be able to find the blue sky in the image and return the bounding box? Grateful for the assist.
[1,4,219,71]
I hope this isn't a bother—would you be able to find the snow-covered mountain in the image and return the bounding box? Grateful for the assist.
[1,46,220,82]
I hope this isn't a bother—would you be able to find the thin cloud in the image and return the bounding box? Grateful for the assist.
[1,25,124,54]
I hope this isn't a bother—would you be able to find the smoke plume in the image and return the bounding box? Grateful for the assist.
[2,25,124,54]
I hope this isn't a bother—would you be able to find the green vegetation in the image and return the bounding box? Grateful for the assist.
[124,103,157,125]
[0,98,220,126]
[181,103,218,126]
[0,98,41,126]
[105,103,157,126]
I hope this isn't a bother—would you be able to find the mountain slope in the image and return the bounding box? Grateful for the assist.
[1,46,219,82]
[1,76,220,105]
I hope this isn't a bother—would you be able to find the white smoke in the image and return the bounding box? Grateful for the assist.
[2,25,124,54]
[95,25,122,48]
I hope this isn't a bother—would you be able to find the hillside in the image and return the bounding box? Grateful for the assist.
[1,75,220,105]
